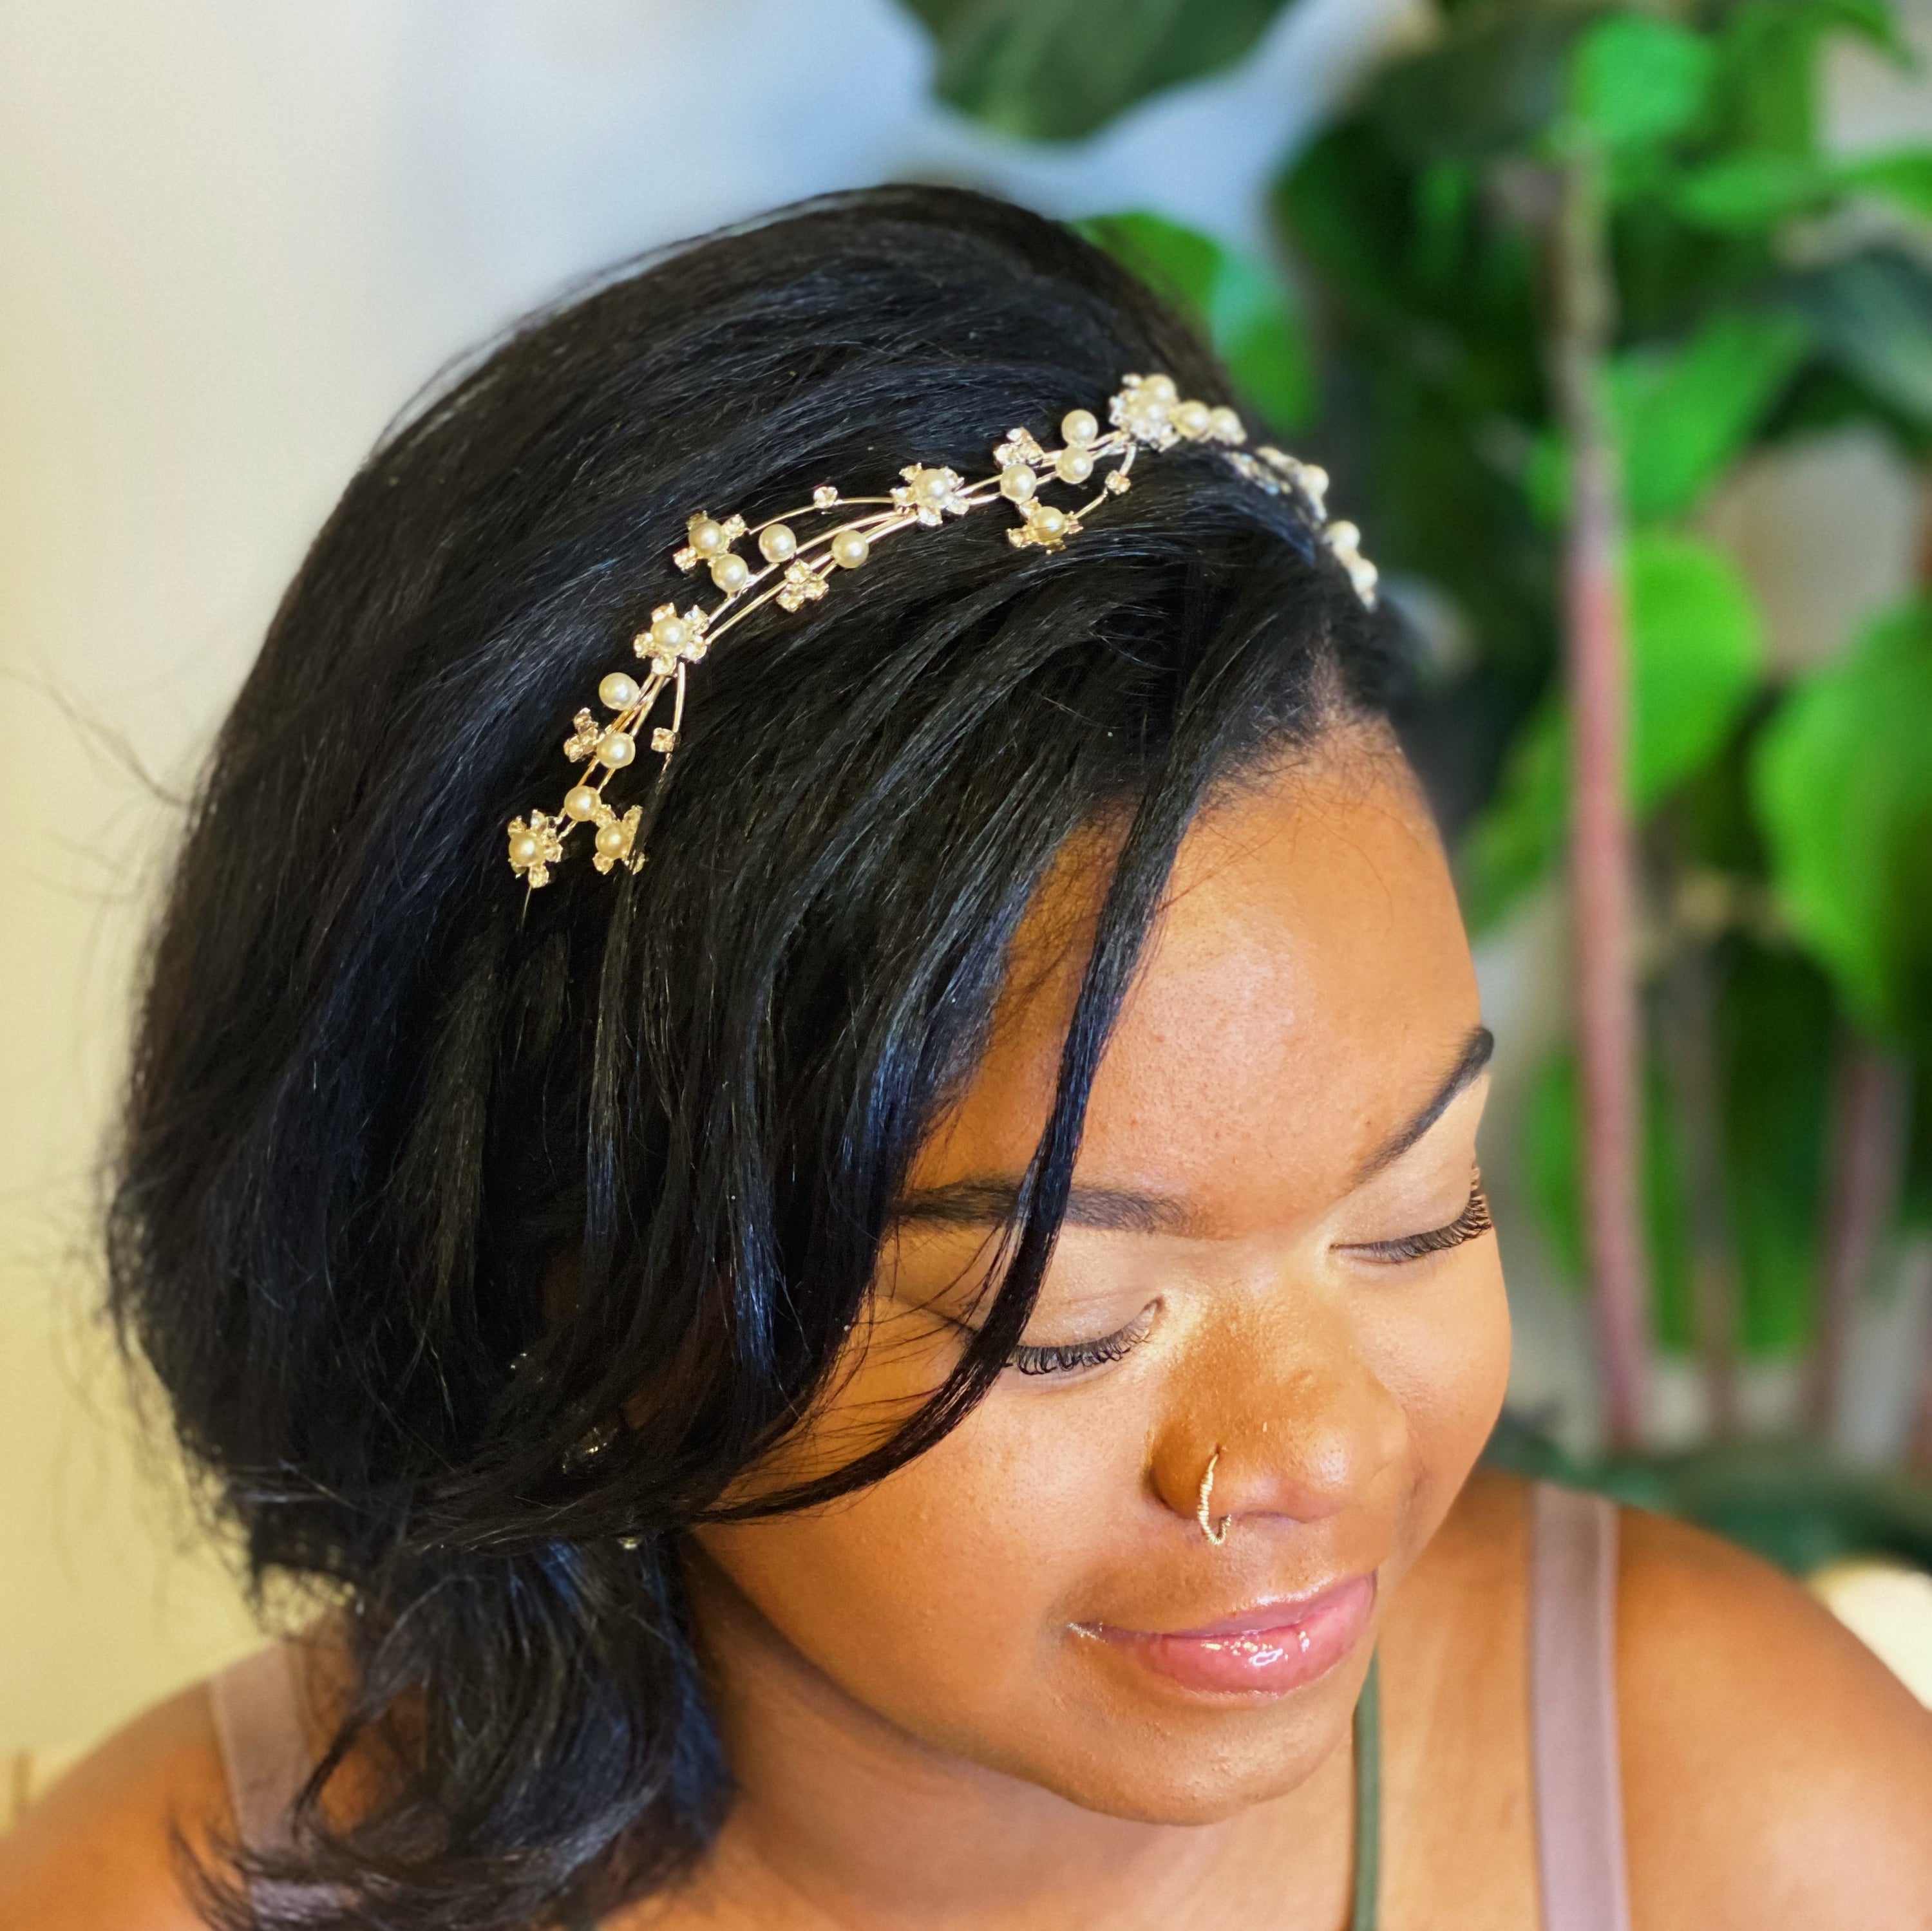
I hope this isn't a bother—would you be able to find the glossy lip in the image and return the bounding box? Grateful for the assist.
[1077,1572,1376,1699]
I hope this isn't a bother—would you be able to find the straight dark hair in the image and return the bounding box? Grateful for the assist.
[106,185,1395,1930]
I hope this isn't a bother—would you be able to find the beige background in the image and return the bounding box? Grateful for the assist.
[0,0,1428,1757]
[4,0,1929,1762]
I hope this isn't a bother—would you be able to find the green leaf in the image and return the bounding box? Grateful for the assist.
[1717,943,1833,1354]
[1459,701,1567,928]
[1365,8,1581,164]
[1669,146,1932,232]
[1670,152,1836,230]
[1459,534,1765,928]
[1710,0,1910,159]
[1571,13,1716,151]
[1076,211,1314,429]
[1801,0,1911,61]
[1522,310,1811,526]
[1521,1048,1697,1352]
[1754,597,1932,1051]
[1522,943,1836,1360]
[1616,307,1814,520]
[1785,247,1932,426]
[1627,533,1766,798]
[900,0,1298,143]
[1838,146,1932,218]
[1522,1049,1589,1281]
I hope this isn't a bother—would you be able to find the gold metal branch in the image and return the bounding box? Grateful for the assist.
[507,373,1374,887]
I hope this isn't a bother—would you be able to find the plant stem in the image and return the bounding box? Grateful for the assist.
[1901,1236,1932,1476]
[1808,1036,1912,1438]
[1549,137,1649,1451]
[1909,1260,1932,1479]
[1660,933,1739,1436]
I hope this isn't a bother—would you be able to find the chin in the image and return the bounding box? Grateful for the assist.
[1018,1740,1317,1827]
[966,1691,1341,1827]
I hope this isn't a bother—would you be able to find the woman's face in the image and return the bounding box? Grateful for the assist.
[691,730,1508,1824]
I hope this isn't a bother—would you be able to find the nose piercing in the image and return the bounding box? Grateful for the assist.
[1197,1446,1231,1546]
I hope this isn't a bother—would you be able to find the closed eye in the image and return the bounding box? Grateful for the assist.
[1340,1175,1492,1263]
[1007,1301,1158,1377]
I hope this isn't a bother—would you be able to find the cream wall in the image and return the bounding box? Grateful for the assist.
[0,0,1421,1753]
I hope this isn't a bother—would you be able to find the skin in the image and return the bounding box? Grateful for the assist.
[5,727,1930,1930]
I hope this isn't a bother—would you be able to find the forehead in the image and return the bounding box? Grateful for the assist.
[911,732,1479,1230]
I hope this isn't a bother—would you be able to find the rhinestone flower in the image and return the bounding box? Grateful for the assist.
[508,370,1378,885]
[893,464,972,526]
[507,811,565,887]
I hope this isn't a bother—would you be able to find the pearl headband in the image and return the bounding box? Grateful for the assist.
[507,373,1378,887]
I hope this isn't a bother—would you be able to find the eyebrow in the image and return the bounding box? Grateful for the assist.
[891,1175,1201,1236]
[891,1023,1493,1240]
[1351,1022,1493,1184]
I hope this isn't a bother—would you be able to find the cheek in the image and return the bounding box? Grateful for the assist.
[1364,1245,1511,1549]
[694,1379,1138,1763]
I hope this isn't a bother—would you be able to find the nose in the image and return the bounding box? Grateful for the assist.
[1148,1295,1407,1534]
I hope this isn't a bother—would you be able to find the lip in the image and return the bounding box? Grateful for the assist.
[1079,1572,1376,1698]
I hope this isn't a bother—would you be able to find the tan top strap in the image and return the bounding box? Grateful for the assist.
[209,1641,328,1914]
[1530,1482,1632,1931]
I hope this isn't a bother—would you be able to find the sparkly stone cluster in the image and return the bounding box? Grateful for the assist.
[507,373,1377,887]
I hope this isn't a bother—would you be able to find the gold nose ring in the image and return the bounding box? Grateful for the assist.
[1197,1446,1231,1546]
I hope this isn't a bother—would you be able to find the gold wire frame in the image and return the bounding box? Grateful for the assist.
[507,373,1378,888]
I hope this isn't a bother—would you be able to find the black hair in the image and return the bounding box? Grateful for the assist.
[106,185,1395,1930]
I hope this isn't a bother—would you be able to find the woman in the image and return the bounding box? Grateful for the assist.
[3,187,1926,1931]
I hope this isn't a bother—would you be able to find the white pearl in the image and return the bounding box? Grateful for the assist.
[1031,505,1067,540]
[1054,447,1094,485]
[595,822,629,858]
[564,785,601,821]
[1300,464,1330,500]
[914,467,951,505]
[1349,557,1379,594]
[599,672,640,711]
[831,529,870,569]
[1061,408,1099,446]
[1143,374,1178,404]
[999,465,1036,502]
[759,522,797,563]
[599,730,636,768]
[689,518,726,555]
[1325,520,1360,554]
[1208,406,1244,444]
[710,551,749,593]
[650,612,688,652]
[511,834,540,866]
[1176,399,1212,438]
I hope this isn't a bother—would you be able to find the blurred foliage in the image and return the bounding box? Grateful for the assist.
[1072,212,1315,429]
[1523,1048,1701,1350]
[1461,531,1764,927]
[1486,1416,1932,1575]
[1519,941,1836,1355]
[902,0,1297,140]
[898,0,1932,1380]
[1756,598,1932,1055]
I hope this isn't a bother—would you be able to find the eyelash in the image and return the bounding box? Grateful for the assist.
[1007,1303,1157,1378]
[999,1182,1492,1375]
[1346,1176,1493,1263]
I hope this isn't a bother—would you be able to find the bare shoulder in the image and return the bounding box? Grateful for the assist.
[1375,1469,1540,1927]
[1618,1503,1932,1928]
[0,1678,232,1930]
